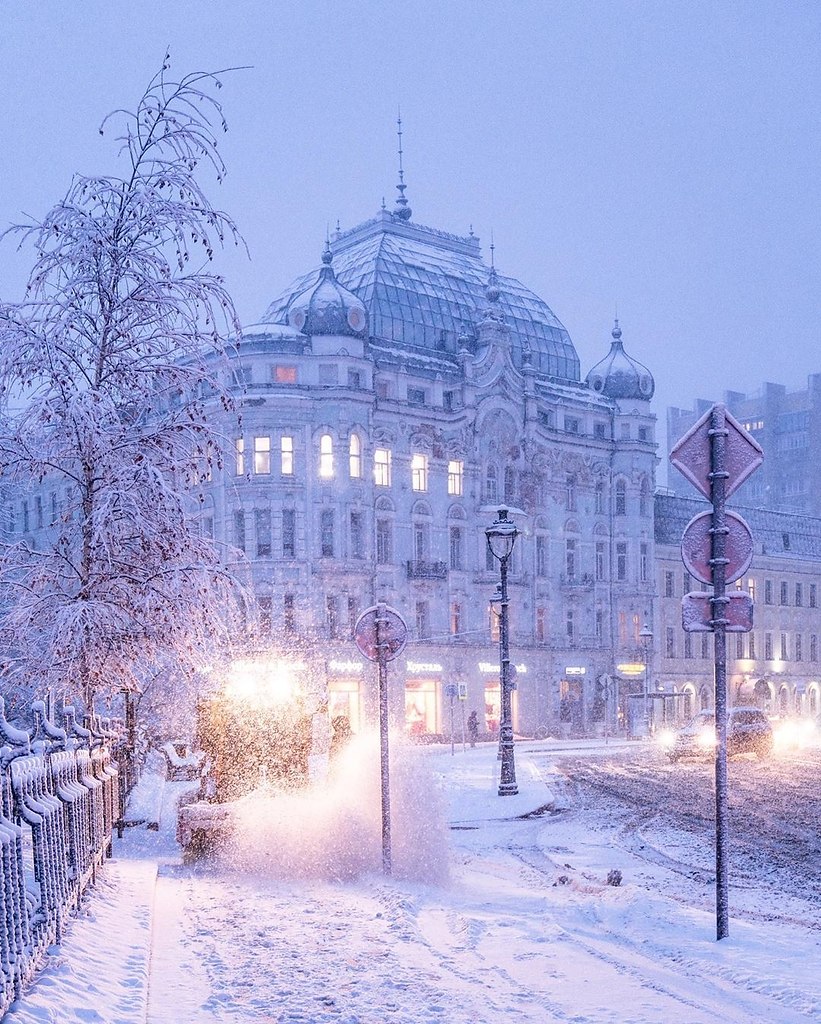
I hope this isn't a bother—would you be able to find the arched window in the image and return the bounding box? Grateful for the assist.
[639,477,650,517]
[319,434,334,479]
[349,434,362,479]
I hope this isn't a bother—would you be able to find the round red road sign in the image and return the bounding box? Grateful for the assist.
[354,605,408,662]
[680,510,754,586]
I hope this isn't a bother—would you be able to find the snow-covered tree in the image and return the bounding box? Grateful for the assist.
[0,59,244,710]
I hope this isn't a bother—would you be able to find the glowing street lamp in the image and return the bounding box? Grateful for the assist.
[485,507,519,796]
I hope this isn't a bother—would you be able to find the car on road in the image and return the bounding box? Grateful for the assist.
[659,706,773,761]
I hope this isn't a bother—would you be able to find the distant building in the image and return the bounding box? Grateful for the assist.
[654,493,821,720]
[195,190,658,739]
[667,376,821,516]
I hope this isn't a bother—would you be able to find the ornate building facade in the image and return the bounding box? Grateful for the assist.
[654,493,821,720]
[198,195,659,738]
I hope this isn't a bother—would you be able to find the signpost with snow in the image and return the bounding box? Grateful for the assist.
[670,403,763,941]
[354,603,407,876]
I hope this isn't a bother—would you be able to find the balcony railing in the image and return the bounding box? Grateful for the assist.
[406,559,448,580]
[560,573,595,588]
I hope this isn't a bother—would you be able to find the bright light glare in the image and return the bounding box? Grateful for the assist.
[223,658,306,705]
[697,727,716,750]
[656,728,676,749]
[772,717,817,752]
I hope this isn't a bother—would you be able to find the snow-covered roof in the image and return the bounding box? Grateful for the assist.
[260,211,580,383]
[655,492,821,561]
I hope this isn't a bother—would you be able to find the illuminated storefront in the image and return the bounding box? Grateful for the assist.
[326,659,364,733]
[478,660,524,734]
[404,661,442,734]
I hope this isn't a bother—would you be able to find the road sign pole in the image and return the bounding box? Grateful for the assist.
[710,405,730,941]
[376,602,392,876]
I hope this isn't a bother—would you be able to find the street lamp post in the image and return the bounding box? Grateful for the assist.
[486,507,519,796]
[639,621,653,736]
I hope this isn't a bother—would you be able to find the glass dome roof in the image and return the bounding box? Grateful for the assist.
[261,212,580,383]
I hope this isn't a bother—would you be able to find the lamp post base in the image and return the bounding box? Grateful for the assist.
[498,781,519,796]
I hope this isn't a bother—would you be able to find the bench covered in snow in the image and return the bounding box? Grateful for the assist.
[161,742,203,781]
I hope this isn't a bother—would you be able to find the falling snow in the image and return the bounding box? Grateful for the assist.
[5,736,820,1023]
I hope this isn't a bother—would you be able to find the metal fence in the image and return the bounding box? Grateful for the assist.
[0,696,121,1017]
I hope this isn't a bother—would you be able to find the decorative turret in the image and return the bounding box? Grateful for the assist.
[586,320,654,401]
[287,244,368,338]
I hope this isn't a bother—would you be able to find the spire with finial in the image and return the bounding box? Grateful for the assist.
[393,111,412,221]
[321,228,333,269]
[612,317,622,342]
[484,231,502,309]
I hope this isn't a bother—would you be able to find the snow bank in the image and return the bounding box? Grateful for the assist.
[218,731,450,883]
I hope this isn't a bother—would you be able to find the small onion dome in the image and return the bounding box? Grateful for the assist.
[586,320,654,400]
[287,246,368,337]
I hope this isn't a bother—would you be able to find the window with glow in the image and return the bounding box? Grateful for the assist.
[411,453,428,492]
[374,448,392,487]
[235,438,245,476]
[447,460,464,496]
[280,436,294,475]
[349,435,362,478]
[254,436,271,474]
[319,434,334,479]
[274,365,297,383]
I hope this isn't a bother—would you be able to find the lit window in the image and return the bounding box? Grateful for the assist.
[349,435,362,479]
[274,365,297,383]
[281,436,294,475]
[411,453,428,492]
[319,434,334,478]
[374,448,392,487]
[235,438,245,476]
[447,459,464,496]
[254,437,271,474]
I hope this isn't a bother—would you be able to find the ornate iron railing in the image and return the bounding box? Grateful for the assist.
[0,697,120,1017]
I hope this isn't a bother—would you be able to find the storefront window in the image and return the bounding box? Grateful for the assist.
[405,679,437,735]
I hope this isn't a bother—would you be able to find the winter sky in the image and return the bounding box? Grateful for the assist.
[1,1,819,451]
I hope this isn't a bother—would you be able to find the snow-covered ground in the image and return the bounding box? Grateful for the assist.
[5,736,820,1023]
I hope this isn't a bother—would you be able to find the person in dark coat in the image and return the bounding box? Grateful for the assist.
[467,710,479,747]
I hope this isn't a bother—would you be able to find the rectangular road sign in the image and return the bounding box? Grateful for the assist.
[681,591,754,632]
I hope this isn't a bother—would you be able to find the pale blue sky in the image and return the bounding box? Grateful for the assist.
[1,1,819,450]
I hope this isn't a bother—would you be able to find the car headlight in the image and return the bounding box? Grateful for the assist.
[656,728,676,749]
[697,727,716,749]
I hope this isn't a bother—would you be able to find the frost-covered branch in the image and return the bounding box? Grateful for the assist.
[0,58,246,709]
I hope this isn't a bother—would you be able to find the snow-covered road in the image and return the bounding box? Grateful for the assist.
[6,738,821,1023]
